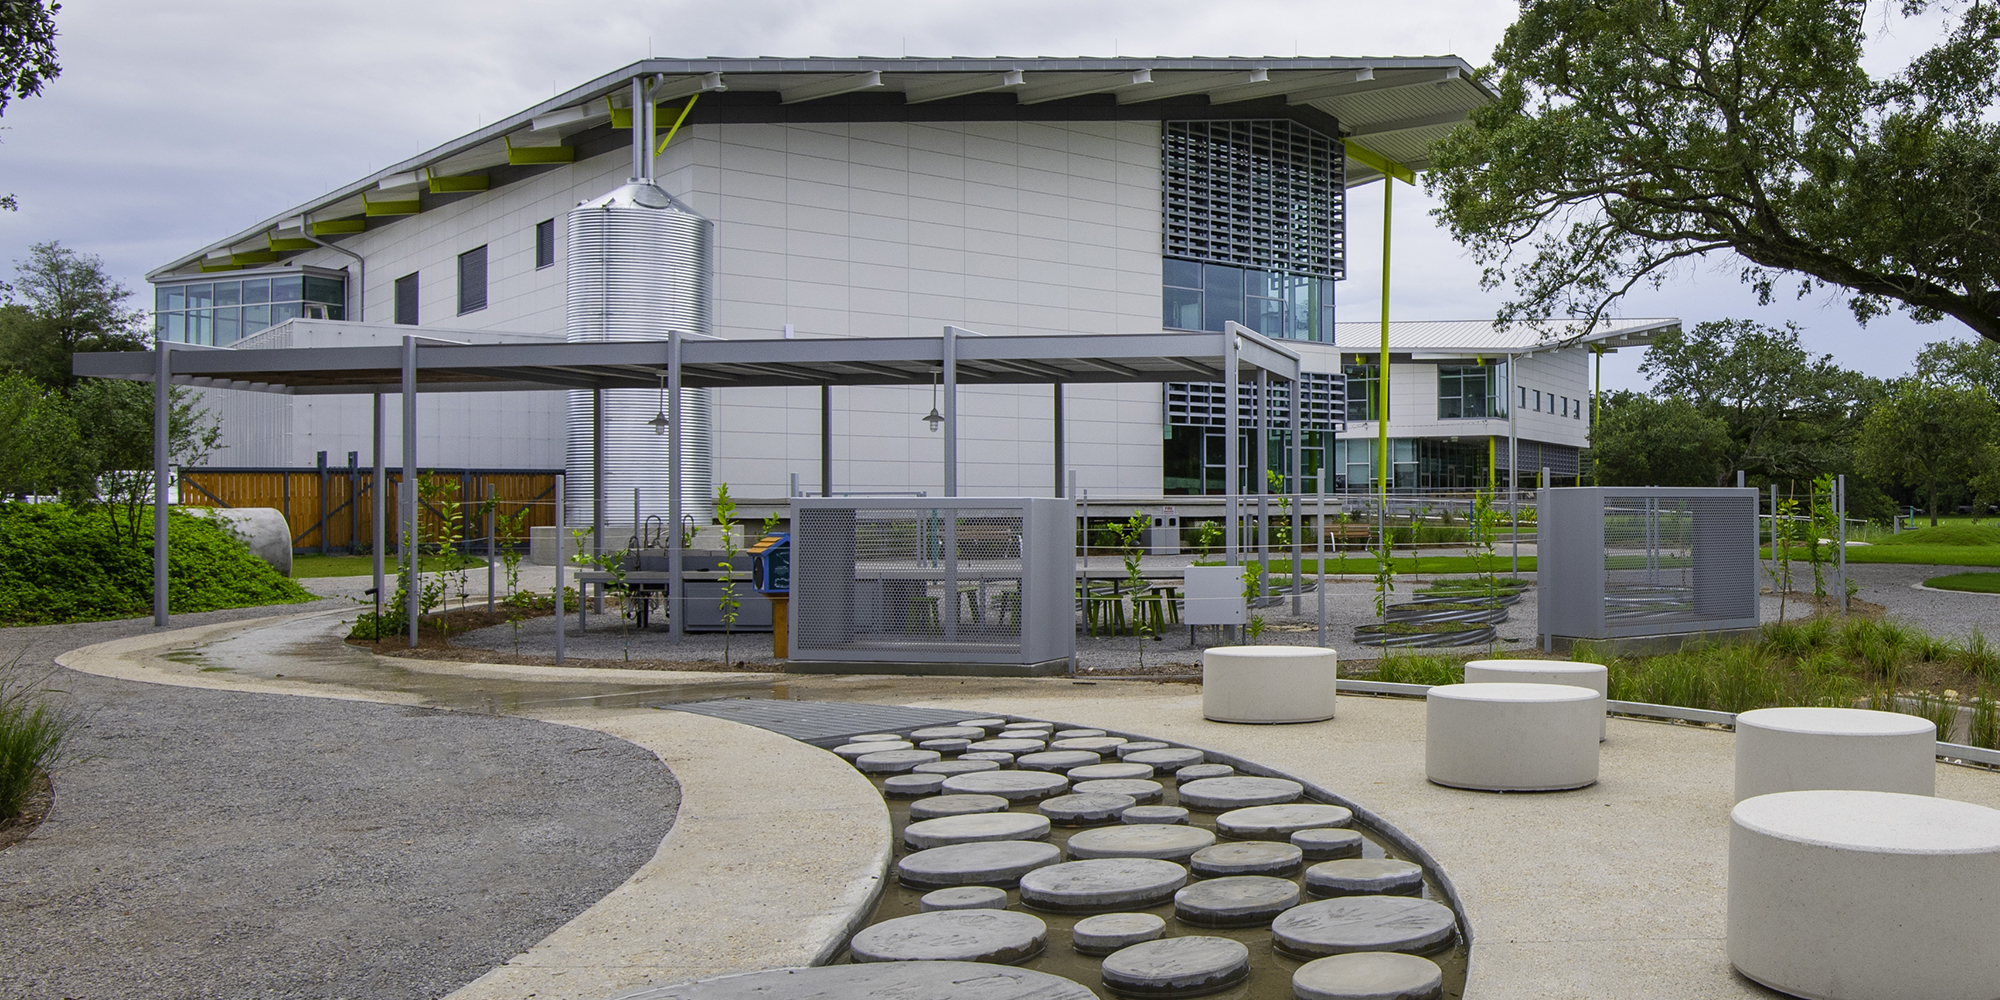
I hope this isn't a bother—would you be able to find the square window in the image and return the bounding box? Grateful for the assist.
[240,278,271,304]
[1163,258,1201,289]
[1164,287,1202,330]
[536,219,555,270]
[394,272,419,326]
[457,245,488,315]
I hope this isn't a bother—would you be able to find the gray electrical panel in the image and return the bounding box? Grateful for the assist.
[1539,487,1760,644]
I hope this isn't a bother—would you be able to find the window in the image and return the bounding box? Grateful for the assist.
[1438,363,1507,419]
[1343,363,1383,422]
[1533,389,1543,412]
[457,245,488,315]
[151,269,345,343]
[535,219,555,269]
[1161,258,1334,342]
[394,272,419,325]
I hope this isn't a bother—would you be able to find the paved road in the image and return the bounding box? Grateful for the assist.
[0,601,680,1000]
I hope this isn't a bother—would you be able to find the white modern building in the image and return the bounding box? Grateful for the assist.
[147,56,1661,500]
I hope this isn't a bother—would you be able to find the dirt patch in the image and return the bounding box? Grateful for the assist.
[0,770,52,851]
[344,602,557,653]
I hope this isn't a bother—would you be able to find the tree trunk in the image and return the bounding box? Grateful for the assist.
[1932,481,1941,527]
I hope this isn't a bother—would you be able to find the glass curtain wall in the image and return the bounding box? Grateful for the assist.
[1437,362,1508,419]
[153,271,346,345]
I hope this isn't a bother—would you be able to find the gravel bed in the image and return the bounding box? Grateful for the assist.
[0,599,680,1000]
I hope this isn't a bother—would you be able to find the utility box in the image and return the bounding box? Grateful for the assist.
[788,497,1075,674]
[1184,565,1247,626]
[1539,487,1760,647]
[1149,509,1181,556]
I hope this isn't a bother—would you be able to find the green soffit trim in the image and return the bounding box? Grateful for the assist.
[199,261,244,273]
[311,219,367,236]
[363,194,421,216]
[230,250,280,264]
[1344,141,1416,185]
[267,234,316,252]
[505,135,574,165]
[427,169,489,193]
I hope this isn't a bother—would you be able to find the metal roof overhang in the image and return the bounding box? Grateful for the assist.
[73,327,1302,396]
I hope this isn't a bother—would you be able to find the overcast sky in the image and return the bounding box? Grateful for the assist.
[0,0,1974,392]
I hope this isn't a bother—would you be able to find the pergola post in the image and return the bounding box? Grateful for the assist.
[1256,369,1269,598]
[667,331,684,644]
[1052,383,1065,498]
[153,342,170,627]
[371,392,385,624]
[819,385,832,498]
[942,325,959,498]
[1291,373,1303,615]
[1223,331,1239,569]
[591,387,605,614]
[402,335,418,648]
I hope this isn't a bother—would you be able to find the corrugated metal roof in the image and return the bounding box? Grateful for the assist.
[1333,317,1680,354]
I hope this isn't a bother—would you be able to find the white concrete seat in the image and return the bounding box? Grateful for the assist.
[1425,682,1599,791]
[1729,789,2000,1000]
[1201,646,1336,724]
[1733,707,1935,803]
[1464,658,1609,740]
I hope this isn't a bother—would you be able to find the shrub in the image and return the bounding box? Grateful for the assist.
[0,652,74,823]
[0,502,312,625]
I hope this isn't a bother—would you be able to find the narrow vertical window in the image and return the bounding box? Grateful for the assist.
[394,272,419,325]
[458,245,488,315]
[535,219,555,270]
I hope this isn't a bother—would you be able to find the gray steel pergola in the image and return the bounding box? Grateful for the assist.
[78,322,1301,652]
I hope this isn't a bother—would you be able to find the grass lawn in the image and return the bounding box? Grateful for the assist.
[291,554,488,578]
[1218,554,1537,575]
[1923,572,2000,594]
[1760,545,2000,567]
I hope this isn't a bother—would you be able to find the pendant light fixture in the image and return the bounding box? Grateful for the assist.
[647,372,669,434]
[922,368,944,433]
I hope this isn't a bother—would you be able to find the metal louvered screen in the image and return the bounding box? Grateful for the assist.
[1540,488,1760,642]
[1162,120,1345,280]
[1164,373,1346,431]
[457,245,488,314]
[790,497,1074,667]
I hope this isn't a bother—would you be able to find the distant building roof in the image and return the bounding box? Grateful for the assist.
[1334,317,1678,356]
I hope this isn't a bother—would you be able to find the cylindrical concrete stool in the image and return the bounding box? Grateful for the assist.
[1202,646,1337,724]
[1734,707,1936,803]
[1425,683,1599,791]
[1729,789,2000,1000]
[1464,659,1609,741]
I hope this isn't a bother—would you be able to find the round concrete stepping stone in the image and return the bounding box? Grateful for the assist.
[969,738,1046,754]
[1216,803,1353,840]
[1069,761,1154,781]
[1065,824,1216,862]
[909,793,1010,820]
[1178,776,1304,811]
[883,773,947,797]
[1000,726,1051,736]
[1175,763,1235,783]
[915,759,1001,776]
[1173,874,1302,927]
[906,812,1054,850]
[1304,859,1424,898]
[849,909,1048,964]
[1070,912,1166,956]
[1049,737,1128,754]
[1038,792,1136,826]
[1122,805,1190,825]
[920,738,973,753]
[1293,828,1365,861]
[912,726,987,740]
[1272,897,1458,957]
[1007,720,1052,729]
[920,885,1010,912]
[1016,858,1189,914]
[1054,728,1107,738]
[1292,952,1445,1000]
[897,841,1063,890]
[942,770,1070,802]
[835,741,913,760]
[1074,778,1164,803]
[960,751,1017,768]
[856,749,943,774]
[1124,748,1205,771]
[643,961,1096,1000]
[1017,750,1102,773]
[1115,741,1170,759]
[851,733,905,742]
[1190,840,1305,878]
[957,717,1010,730]
[1100,936,1250,997]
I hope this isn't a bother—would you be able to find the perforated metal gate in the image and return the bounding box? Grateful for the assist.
[789,497,1075,667]
[1540,487,1760,642]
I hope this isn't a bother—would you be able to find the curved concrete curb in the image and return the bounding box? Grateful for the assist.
[55,614,893,1000]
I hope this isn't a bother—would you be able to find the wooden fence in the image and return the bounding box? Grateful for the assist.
[178,467,561,554]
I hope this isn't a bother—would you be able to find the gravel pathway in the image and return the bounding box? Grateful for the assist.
[0,600,680,1000]
[1846,562,2000,640]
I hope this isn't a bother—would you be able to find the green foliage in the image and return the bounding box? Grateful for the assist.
[1925,572,2000,594]
[1244,614,1265,644]
[0,1,60,119]
[0,502,310,625]
[1194,519,1222,556]
[1587,391,1732,487]
[1876,524,2000,547]
[1857,378,2000,526]
[1428,1,2000,342]
[0,243,147,390]
[0,650,72,823]
[714,484,741,663]
[1372,654,1463,687]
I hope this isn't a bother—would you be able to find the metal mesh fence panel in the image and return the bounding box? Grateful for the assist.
[1542,488,1760,641]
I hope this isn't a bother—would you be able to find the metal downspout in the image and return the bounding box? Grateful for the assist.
[299,211,365,324]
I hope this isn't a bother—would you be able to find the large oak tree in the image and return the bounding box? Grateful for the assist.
[1430,0,2000,342]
